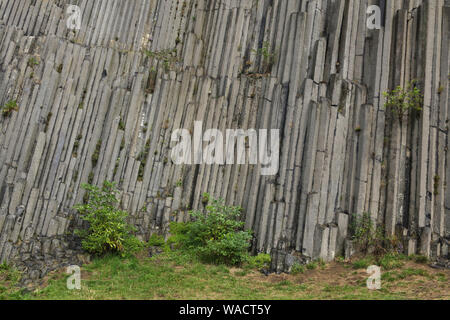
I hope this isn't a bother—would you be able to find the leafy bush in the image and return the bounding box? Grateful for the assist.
[197,231,252,265]
[74,182,144,256]
[383,80,423,120]
[170,194,253,265]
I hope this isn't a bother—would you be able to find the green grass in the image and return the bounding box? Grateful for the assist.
[0,251,448,300]
[1,100,18,117]
[352,257,376,269]
[0,263,26,300]
[352,253,409,270]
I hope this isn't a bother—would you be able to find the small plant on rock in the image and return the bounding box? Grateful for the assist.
[252,41,277,73]
[1,100,18,118]
[383,80,423,120]
[350,212,385,255]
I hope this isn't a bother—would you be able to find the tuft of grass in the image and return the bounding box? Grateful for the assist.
[27,57,39,68]
[245,253,271,270]
[399,268,429,279]
[0,263,26,300]
[306,261,318,270]
[291,263,306,275]
[378,253,406,270]
[91,139,102,167]
[352,257,376,269]
[408,254,429,264]
[1,100,19,118]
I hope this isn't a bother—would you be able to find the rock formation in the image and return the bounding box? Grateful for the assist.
[0,0,448,279]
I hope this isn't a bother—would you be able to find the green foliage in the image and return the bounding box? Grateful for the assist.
[350,212,385,255]
[291,263,306,275]
[246,253,271,270]
[137,139,151,181]
[0,263,24,300]
[3,250,443,300]
[252,41,276,73]
[196,231,253,265]
[144,48,178,73]
[166,221,190,249]
[306,261,318,270]
[148,233,166,247]
[74,182,144,256]
[383,80,423,120]
[1,100,18,118]
[201,192,210,204]
[27,57,39,68]
[0,263,20,284]
[352,253,408,270]
[352,256,376,269]
[378,253,406,270]
[406,254,429,264]
[91,139,102,167]
[118,118,125,130]
[170,194,253,266]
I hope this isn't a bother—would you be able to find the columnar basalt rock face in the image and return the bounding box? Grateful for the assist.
[0,0,448,279]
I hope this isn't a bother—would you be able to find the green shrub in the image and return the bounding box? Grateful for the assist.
[74,182,144,256]
[170,194,253,266]
[197,231,252,265]
[166,221,190,249]
[383,80,423,120]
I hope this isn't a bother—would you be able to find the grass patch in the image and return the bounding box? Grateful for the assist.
[0,250,448,300]
[352,257,376,269]
[1,100,19,117]
[291,263,306,275]
[0,264,26,300]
